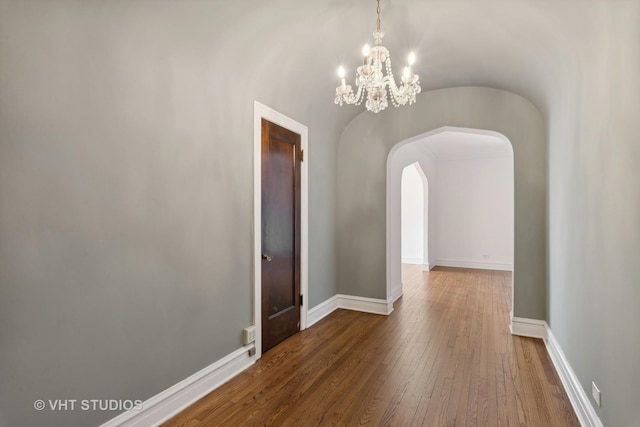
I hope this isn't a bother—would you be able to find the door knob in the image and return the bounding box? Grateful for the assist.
[262,253,272,262]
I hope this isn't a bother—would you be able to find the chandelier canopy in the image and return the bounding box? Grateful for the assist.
[335,0,421,113]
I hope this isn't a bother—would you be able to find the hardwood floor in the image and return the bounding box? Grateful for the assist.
[164,265,579,426]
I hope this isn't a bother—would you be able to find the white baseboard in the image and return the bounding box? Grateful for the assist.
[510,318,603,427]
[422,263,430,271]
[337,294,393,315]
[433,258,513,271]
[104,293,392,426]
[308,295,339,327]
[308,294,394,326]
[510,316,547,339]
[101,346,255,427]
[401,257,423,265]
[545,329,603,427]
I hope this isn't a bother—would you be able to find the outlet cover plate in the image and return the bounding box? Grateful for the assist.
[243,326,256,345]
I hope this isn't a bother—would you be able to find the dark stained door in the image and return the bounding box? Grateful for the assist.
[261,118,301,353]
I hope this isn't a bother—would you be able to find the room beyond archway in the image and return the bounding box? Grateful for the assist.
[389,127,514,303]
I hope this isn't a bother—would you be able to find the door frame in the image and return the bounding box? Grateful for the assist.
[253,101,308,360]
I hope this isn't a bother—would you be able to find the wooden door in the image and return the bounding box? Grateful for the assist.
[261,118,301,353]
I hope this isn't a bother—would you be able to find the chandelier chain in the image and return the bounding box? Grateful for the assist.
[376,0,381,32]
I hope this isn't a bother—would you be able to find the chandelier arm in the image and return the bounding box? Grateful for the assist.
[386,58,410,105]
[383,76,404,99]
[381,69,409,106]
[348,80,365,104]
[384,58,422,107]
[336,78,367,106]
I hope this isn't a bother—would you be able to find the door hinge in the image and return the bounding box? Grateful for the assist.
[300,149,304,162]
[300,294,303,306]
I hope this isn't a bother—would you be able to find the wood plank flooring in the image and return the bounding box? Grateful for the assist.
[164,265,579,426]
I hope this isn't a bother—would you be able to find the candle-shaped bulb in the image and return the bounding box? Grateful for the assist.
[408,51,416,66]
[403,66,410,80]
[362,44,371,57]
[338,66,346,79]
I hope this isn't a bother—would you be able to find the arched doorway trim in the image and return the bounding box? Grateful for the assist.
[386,126,514,305]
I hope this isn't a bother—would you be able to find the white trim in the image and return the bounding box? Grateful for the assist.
[253,101,309,360]
[509,316,547,339]
[308,294,395,326]
[389,285,403,304]
[422,263,431,271]
[101,346,255,427]
[337,294,394,315]
[401,257,423,265]
[510,319,603,426]
[307,296,339,327]
[545,329,604,427]
[432,259,513,271]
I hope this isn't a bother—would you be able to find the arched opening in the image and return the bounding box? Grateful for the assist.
[337,87,546,322]
[401,162,428,268]
[388,126,514,304]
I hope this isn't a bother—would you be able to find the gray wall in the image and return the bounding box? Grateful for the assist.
[0,2,341,426]
[337,87,546,320]
[2,1,640,426]
[546,2,640,426]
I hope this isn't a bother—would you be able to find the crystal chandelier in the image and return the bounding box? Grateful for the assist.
[334,0,421,113]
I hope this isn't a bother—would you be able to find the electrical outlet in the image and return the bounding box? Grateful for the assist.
[243,326,256,345]
[592,381,601,407]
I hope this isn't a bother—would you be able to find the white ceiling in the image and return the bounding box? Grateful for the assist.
[54,0,633,145]
[210,0,630,130]
[418,131,512,160]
